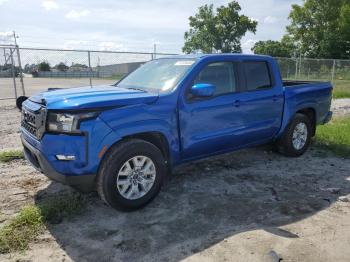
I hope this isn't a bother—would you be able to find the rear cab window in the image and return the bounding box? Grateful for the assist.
[243,61,272,91]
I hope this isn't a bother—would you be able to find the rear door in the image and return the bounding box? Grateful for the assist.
[233,59,284,144]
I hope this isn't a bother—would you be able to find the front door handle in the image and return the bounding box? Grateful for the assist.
[272,95,278,102]
[234,100,240,107]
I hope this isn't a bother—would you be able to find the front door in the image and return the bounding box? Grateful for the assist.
[178,61,245,160]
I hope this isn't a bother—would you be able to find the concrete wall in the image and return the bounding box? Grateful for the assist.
[96,61,145,77]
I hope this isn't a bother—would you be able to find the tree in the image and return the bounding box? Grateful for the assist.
[183,1,257,54]
[55,62,69,72]
[339,2,350,58]
[38,61,50,71]
[287,0,350,59]
[69,63,88,72]
[252,36,296,57]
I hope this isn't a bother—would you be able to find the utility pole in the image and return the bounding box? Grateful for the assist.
[9,48,18,100]
[12,31,18,46]
[13,31,25,96]
[3,49,8,66]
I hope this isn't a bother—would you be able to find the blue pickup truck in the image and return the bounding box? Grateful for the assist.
[20,54,333,210]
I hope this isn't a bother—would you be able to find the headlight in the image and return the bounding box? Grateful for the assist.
[47,112,99,133]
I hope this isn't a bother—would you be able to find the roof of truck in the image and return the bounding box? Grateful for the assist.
[162,53,272,60]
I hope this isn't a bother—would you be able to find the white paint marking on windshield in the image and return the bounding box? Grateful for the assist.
[175,61,194,66]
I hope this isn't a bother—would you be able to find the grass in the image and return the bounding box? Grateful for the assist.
[0,206,43,254]
[315,117,350,158]
[0,150,24,163]
[332,79,350,99]
[0,193,86,254]
[105,74,124,81]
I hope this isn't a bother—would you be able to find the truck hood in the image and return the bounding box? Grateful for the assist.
[29,85,159,110]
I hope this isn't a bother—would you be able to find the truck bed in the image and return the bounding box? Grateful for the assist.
[282,80,326,87]
[282,79,333,127]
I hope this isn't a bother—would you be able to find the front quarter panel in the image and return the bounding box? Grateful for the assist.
[99,95,180,164]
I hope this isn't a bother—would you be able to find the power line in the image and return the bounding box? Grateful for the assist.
[16,35,182,51]
[6,32,181,53]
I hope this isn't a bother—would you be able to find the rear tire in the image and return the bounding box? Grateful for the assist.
[276,113,312,157]
[97,139,166,211]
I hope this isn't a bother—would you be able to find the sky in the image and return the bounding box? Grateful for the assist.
[0,0,302,54]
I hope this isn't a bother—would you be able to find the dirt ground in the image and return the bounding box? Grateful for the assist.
[0,98,349,262]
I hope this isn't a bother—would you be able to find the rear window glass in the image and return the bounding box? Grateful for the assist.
[243,61,272,91]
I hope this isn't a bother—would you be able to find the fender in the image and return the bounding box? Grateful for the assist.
[276,99,317,138]
[98,103,180,166]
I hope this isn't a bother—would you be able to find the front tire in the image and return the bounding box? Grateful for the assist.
[97,139,166,211]
[276,113,312,157]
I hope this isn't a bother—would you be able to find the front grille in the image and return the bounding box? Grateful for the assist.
[21,103,47,139]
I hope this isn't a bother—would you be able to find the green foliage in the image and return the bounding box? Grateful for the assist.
[183,1,257,54]
[287,0,350,59]
[55,62,69,72]
[38,61,50,72]
[0,150,24,163]
[70,63,88,68]
[0,193,86,254]
[316,118,350,158]
[252,36,296,57]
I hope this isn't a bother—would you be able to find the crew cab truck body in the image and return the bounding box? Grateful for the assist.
[20,54,333,210]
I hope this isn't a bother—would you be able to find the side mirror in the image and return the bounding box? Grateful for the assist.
[191,83,216,98]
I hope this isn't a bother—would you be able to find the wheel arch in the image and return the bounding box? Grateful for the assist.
[296,107,316,136]
[122,132,170,162]
[99,131,171,169]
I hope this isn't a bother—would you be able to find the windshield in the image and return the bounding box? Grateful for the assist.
[116,58,195,93]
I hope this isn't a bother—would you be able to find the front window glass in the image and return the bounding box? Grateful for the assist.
[194,62,236,95]
[116,58,195,93]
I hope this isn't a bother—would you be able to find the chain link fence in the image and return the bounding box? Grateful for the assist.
[276,57,350,81]
[0,46,176,100]
[276,57,350,98]
[1,46,349,101]
[0,45,25,100]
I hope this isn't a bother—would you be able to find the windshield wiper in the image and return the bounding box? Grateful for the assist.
[117,86,147,92]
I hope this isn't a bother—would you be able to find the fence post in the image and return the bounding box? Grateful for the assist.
[15,45,25,96]
[331,59,336,83]
[298,55,302,79]
[88,51,92,87]
[9,48,18,100]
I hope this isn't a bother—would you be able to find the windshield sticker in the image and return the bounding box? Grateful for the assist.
[175,61,194,66]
